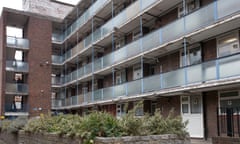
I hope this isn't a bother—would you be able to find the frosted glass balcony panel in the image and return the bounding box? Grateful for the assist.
[103,87,113,100]
[185,3,215,34]
[127,79,141,96]
[94,89,103,101]
[217,0,240,19]
[126,40,141,57]
[162,19,184,43]
[114,84,126,97]
[219,54,240,78]
[162,69,185,88]
[7,36,29,49]
[6,61,29,72]
[142,30,161,51]
[143,75,161,92]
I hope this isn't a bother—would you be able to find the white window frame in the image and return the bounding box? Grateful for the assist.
[218,90,240,115]
[133,64,142,80]
[180,44,202,67]
[178,0,200,18]
[217,31,240,58]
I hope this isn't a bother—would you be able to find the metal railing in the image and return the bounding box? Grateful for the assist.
[5,83,28,94]
[51,0,240,86]
[6,61,29,73]
[5,103,29,113]
[6,36,29,49]
[217,107,240,137]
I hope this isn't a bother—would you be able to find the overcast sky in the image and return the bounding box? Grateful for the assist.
[0,0,79,12]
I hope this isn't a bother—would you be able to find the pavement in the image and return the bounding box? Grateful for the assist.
[191,139,212,144]
[0,140,6,144]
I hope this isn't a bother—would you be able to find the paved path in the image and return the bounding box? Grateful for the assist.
[0,140,6,144]
[191,139,212,144]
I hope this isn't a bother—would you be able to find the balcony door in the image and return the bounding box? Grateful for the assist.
[181,95,204,138]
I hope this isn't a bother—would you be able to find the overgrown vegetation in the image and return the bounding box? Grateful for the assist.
[0,104,188,144]
[0,116,27,134]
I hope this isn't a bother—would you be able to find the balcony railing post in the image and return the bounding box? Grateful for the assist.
[216,59,220,80]
[217,107,220,136]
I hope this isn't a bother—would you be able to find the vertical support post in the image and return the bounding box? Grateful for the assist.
[141,56,144,93]
[183,38,188,85]
[217,107,220,136]
[112,68,115,98]
[237,107,240,137]
[216,59,220,80]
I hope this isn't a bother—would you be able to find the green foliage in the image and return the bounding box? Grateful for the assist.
[78,111,123,144]
[0,119,12,132]
[120,101,148,136]
[0,116,27,134]
[7,116,28,134]
[146,109,188,137]
[22,106,188,143]
[24,114,82,137]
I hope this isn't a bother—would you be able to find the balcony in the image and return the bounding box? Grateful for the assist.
[51,76,64,86]
[6,61,29,73]
[51,0,240,87]
[51,0,160,64]
[6,36,29,50]
[53,53,240,108]
[5,103,29,113]
[52,0,111,43]
[5,83,28,95]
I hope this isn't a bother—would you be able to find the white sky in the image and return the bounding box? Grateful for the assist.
[0,0,78,13]
[0,0,23,12]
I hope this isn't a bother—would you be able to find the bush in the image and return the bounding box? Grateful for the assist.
[78,111,123,144]
[146,109,188,137]
[23,107,188,143]
[24,114,82,137]
[0,116,27,134]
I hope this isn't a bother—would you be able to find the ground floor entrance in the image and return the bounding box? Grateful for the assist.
[181,95,204,138]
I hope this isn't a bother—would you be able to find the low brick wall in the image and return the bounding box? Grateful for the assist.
[0,131,18,144]
[18,131,190,144]
[95,135,190,144]
[212,137,240,144]
[18,131,82,144]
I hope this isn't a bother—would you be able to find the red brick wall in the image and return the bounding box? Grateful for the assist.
[157,52,180,73]
[204,91,218,138]
[202,39,217,61]
[156,96,181,117]
[201,0,214,6]
[26,17,52,117]
[0,12,6,116]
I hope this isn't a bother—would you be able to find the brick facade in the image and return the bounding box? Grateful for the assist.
[26,17,52,116]
[0,12,6,116]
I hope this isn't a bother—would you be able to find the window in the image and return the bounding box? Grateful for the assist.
[116,103,126,118]
[180,45,201,67]
[219,90,240,114]
[181,95,202,114]
[134,101,144,116]
[133,65,142,80]
[217,32,240,57]
[178,0,200,18]
[115,37,125,49]
[115,70,126,84]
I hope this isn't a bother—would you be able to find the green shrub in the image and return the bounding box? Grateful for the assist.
[7,116,28,134]
[119,102,148,136]
[79,111,123,144]
[146,109,188,137]
[0,119,12,132]
[0,116,27,134]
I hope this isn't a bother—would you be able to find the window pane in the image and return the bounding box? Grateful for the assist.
[190,96,201,113]
[189,47,201,65]
[182,104,189,113]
